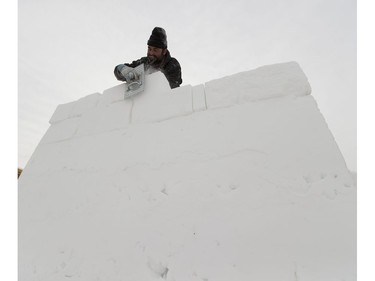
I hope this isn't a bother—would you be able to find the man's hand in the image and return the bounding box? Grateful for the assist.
[114,64,130,81]
[114,64,139,83]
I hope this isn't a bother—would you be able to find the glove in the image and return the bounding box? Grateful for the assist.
[114,64,127,81]
[114,64,138,82]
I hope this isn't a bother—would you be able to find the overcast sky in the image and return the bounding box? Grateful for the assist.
[18,0,357,171]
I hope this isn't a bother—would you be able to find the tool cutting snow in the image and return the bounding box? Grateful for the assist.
[117,64,145,98]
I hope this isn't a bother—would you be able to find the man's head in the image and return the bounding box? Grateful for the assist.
[147,27,168,64]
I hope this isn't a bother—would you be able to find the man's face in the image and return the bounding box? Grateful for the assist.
[147,46,167,63]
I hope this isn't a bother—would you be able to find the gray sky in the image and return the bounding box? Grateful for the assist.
[18,0,357,171]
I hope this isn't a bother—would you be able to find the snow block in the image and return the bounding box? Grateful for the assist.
[130,72,193,123]
[192,84,207,111]
[205,61,311,109]
[143,70,171,94]
[76,101,131,137]
[49,93,101,125]
[49,101,76,124]
[100,83,127,106]
[71,92,101,115]
[19,62,355,281]
[131,84,193,123]
[41,117,80,144]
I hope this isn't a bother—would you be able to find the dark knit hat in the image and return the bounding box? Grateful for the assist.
[147,27,168,49]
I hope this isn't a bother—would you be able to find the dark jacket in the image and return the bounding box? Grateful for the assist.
[118,50,182,89]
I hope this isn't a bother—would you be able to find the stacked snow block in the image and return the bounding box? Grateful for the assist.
[43,61,310,145]
[19,61,356,281]
[44,72,194,144]
[205,61,311,109]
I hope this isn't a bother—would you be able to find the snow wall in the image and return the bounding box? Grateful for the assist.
[19,62,356,281]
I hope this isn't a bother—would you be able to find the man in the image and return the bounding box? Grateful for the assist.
[114,27,182,89]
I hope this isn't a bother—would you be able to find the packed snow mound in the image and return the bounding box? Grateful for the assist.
[19,62,356,281]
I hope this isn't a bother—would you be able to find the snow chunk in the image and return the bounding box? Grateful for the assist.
[205,61,311,109]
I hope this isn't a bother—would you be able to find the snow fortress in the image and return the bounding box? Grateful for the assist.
[19,62,356,281]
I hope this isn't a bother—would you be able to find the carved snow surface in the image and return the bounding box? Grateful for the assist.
[19,62,356,281]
